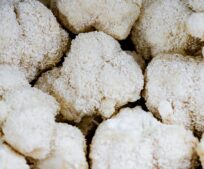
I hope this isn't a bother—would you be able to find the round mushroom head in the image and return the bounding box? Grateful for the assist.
[0,65,29,126]
[0,65,29,97]
[51,0,142,40]
[0,0,69,81]
[36,31,144,122]
[90,107,198,169]
[131,0,200,60]
[144,53,204,133]
[1,87,59,159]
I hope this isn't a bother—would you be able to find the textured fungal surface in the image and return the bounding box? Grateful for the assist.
[144,54,204,132]
[50,0,142,40]
[0,0,69,81]
[0,65,28,97]
[36,31,144,122]
[0,65,29,126]
[1,0,204,168]
[37,123,88,169]
[131,0,200,60]
[1,87,59,159]
[90,107,198,169]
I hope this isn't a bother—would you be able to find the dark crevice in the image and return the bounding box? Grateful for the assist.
[58,114,103,169]
[119,35,135,51]
[30,30,75,87]
[30,66,54,87]
[56,113,102,169]
[55,113,76,126]
[13,3,26,38]
[194,130,202,141]
[3,141,38,169]
[78,115,102,169]
[196,161,202,169]
[26,157,37,169]
[68,31,77,40]
[121,97,148,111]
[3,141,29,163]
[30,56,64,87]
[13,5,21,26]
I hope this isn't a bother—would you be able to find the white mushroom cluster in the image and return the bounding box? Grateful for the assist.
[50,0,142,40]
[144,54,204,133]
[131,0,201,60]
[36,31,144,122]
[1,0,204,168]
[0,65,87,169]
[0,0,69,81]
[90,107,198,169]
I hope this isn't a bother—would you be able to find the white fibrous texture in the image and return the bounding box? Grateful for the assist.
[144,54,204,132]
[0,65,28,97]
[126,51,146,71]
[1,87,59,159]
[131,0,200,60]
[37,123,88,169]
[187,12,204,41]
[0,65,29,125]
[197,134,204,168]
[0,0,69,81]
[186,0,204,12]
[51,0,142,40]
[0,141,29,169]
[36,31,144,122]
[90,107,198,169]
